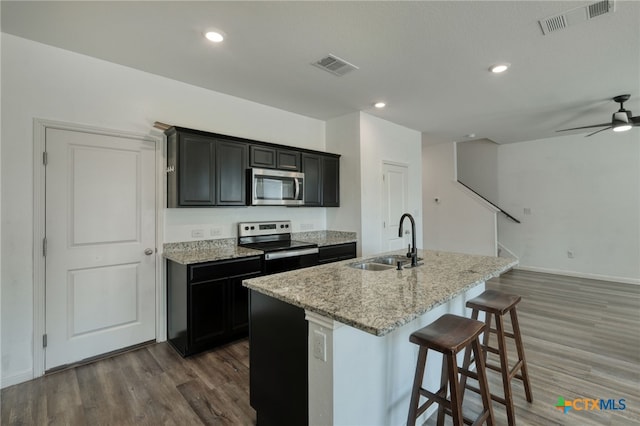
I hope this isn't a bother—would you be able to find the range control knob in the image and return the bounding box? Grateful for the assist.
[251,226,255,230]
[285,224,289,228]
[244,226,249,230]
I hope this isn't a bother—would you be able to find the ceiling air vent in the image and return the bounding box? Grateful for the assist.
[312,54,358,77]
[587,0,613,18]
[539,1,615,35]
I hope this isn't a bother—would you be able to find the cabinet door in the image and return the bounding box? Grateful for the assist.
[318,242,356,264]
[229,271,262,334]
[322,156,340,207]
[302,154,321,206]
[216,140,247,205]
[178,134,216,206]
[276,149,301,171]
[189,278,227,348]
[250,145,276,169]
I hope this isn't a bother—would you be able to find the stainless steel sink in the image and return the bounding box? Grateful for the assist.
[349,262,395,271]
[348,255,425,271]
[371,255,411,265]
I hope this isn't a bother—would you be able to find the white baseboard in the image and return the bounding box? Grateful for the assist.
[497,242,518,259]
[516,265,640,285]
[1,369,33,389]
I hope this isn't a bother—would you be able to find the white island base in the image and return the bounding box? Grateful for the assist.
[306,282,486,426]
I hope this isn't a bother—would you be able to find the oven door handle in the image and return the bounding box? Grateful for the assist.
[264,247,319,260]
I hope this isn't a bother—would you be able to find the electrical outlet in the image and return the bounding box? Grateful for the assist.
[313,330,327,362]
[210,227,222,237]
[191,229,204,238]
[524,208,532,215]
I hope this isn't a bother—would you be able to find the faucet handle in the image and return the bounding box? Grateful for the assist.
[406,244,412,258]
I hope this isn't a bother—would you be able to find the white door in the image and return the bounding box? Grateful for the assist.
[382,162,409,251]
[45,128,156,370]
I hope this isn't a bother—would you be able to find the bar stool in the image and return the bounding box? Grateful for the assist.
[461,290,533,425]
[407,314,494,426]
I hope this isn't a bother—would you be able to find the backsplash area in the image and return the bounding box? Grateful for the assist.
[164,207,326,243]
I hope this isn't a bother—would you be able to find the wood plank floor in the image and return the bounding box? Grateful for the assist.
[2,269,639,425]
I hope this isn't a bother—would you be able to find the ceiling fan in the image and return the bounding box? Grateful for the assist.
[557,94,640,137]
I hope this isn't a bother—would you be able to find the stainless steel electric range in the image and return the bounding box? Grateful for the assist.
[238,220,319,275]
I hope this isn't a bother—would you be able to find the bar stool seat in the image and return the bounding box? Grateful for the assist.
[462,290,533,425]
[407,314,494,426]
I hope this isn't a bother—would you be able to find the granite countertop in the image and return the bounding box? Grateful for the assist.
[291,230,357,247]
[163,230,357,264]
[243,249,518,336]
[163,238,263,264]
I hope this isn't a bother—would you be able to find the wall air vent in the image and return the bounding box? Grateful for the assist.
[312,54,358,76]
[539,0,615,35]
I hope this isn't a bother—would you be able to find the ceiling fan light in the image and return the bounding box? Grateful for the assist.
[612,111,632,131]
[613,124,632,132]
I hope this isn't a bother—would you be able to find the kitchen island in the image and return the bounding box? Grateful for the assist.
[244,249,517,426]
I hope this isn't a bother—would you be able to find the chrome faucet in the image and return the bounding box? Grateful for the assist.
[398,213,419,267]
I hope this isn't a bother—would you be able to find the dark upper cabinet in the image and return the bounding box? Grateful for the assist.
[216,139,247,206]
[321,156,340,207]
[302,153,340,207]
[250,145,301,171]
[167,129,247,207]
[167,132,216,207]
[302,154,322,206]
[167,127,338,208]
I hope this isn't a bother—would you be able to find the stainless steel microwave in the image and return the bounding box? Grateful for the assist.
[249,168,304,206]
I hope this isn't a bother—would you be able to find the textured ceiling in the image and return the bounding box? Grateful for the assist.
[3,1,640,143]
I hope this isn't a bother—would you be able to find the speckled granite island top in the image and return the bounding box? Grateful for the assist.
[243,249,517,336]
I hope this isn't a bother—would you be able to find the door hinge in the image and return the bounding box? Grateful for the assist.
[383,221,386,228]
[43,237,47,257]
[43,151,48,165]
[43,334,48,348]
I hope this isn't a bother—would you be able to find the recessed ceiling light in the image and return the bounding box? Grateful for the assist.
[489,63,510,73]
[374,102,386,108]
[465,133,476,138]
[205,31,224,43]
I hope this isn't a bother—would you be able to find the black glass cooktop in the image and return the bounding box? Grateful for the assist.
[240,239,316,252]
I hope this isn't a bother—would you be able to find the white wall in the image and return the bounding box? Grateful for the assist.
[326,112,362,254]
[360,113,422,256]
[497,132,640,283]
[0,34,326,386]
[422,139,498,256]
[456,138,499,205]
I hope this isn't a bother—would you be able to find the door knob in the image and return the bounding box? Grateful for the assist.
[144,248,154,256]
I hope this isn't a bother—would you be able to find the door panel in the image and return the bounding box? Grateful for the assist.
[45,128,156,370]
[383,163,409,251]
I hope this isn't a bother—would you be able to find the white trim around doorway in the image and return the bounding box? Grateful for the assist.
[32,119,164,379]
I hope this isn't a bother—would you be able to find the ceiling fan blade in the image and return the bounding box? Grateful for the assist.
[585,126,612,137]
[556,123,611,132]
[631,116,640,125]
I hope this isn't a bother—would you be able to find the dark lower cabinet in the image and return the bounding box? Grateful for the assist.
[318,242,357,264]
[249,290,308,426]
[167,256,262,356]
